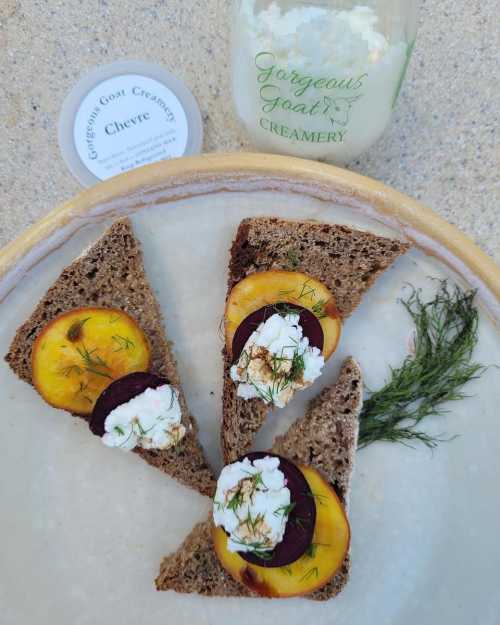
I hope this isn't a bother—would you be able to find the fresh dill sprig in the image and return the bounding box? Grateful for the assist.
[293,516,311,531]
[117,427,135,448]
[243,511,265,534]
[358,281,487,449]
[290,350,305,381]
[227,489,244,513]
[280,565,293,576]
[75,381,93,404]
[60,364,83,377]
[76,344,114,380]
[271,303,301,318]
[111,335,135,352]
[168,387,176,411]
[250,550,274,561]
[278,288,296,297]
[273,502,296,518]
[284,248,300,270]
[298,280,316,301]
[311,299,327,319]
[305,542,317,559]
[300,566,319,582]
[230,538,274,560]
[239,470,267,492]
[304,542,330,558]
[252,472,265,490]
[306,491,328,506]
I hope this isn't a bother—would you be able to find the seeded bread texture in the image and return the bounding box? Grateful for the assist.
[228,217,410,317]
[5,218,215,497]
[221,350,269,464]
[156,358,363,601]
[274,357,362,602]
[272,357,362,509]
[155,519,255,598]
[222,216,408,463]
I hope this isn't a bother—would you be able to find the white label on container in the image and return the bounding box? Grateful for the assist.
[73,74,189,180]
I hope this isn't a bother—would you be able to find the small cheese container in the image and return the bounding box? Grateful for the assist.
[59,60,203,187]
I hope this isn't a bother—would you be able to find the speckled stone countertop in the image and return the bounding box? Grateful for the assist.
[0,0,498,261]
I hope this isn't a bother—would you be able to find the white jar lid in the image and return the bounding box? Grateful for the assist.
[58,60,203,187]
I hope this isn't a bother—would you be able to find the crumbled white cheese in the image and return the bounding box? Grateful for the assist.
[230,313,324,408]
[213,456,291,553]
[102,385,186,451]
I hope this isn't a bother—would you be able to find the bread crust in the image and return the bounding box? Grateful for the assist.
[157,358,363,601]
[5,218,215,496]
[222,216,409,463]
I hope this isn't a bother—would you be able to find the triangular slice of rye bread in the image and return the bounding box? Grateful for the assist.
[222,216,408,464]
[155,357,362,601]
[5,218,215,497]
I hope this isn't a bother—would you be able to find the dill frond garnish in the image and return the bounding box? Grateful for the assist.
[75,381,93,404]
[298,280,316,301]
[300,566,319,582]
[278,288,296,297]
[293,516,311,531]
[243,511,265,534]
[306,490,328,506]
[305,542,317,559]
[230,537,274,560]
[111,335,135,352]
[60,364,83,377]
[284,248,300,270]
[272,302,301,318]
[227,489,244,513]
[311,299,327,319]
[358,281,487,449]
[289,350,305,381]
[305,542,330,558]
[76,344,114,380]
[252,471,265,490]
[273,502,296,518]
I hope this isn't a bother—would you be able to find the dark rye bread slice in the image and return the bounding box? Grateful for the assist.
[156,358,362,601]
[222,216,409,463]
[5,218,215,497]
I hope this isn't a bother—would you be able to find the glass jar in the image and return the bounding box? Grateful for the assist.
[231,0,419,165]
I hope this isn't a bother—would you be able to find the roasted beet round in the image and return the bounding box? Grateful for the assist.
[231,304,324,363]
[89,372,168,437]
[236,452,316,568]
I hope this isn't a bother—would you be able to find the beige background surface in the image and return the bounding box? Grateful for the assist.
[0,0,498,261]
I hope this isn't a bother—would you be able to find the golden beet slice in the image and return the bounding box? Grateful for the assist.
[32,308,151,416]
[213,464,350,598]
[225,271,341,360]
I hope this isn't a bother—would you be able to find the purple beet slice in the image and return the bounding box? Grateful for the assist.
[235,452,316,568]
[89,372,168,437]
[231,303,324,363]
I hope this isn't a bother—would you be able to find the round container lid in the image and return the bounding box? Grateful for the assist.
[58,60,203,187]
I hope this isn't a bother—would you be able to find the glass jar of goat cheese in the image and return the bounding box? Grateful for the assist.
[231,0,419,165]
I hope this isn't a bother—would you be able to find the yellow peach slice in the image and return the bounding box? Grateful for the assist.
[225,271,341,360]
[213,464,350,598]
[32,308,151,416]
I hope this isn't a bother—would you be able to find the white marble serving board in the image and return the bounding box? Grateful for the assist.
[1,189,499,625]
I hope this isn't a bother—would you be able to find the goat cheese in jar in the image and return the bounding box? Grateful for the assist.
[231,0,416,164]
